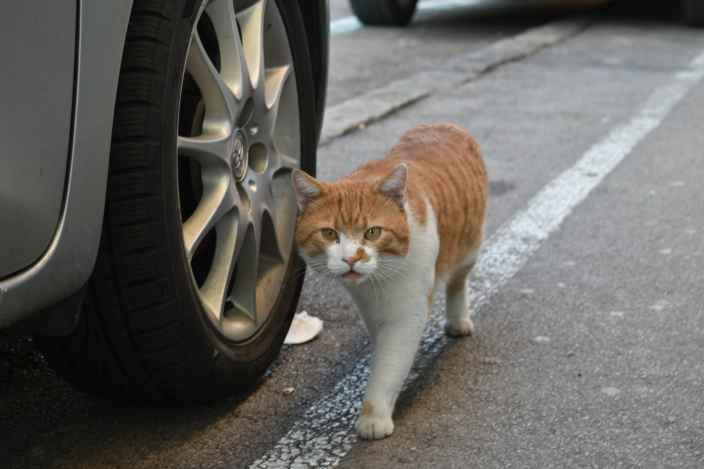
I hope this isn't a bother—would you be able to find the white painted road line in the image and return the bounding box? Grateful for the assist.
[417,0,483,12]
[249,47,704,469]
[330,0,484,35]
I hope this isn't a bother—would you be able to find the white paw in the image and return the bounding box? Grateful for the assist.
[445,318,475,337]
[356,414,395,440]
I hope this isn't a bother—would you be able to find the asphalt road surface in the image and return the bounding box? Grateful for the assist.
[2,1,704,468]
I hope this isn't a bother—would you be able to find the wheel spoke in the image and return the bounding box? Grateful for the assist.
[199,211,239,320]
[258,65,292,140]
[267,141,300,180]
[266,176,296,259]
[279,153,299,169]
[230,218,259,324]
[264,65,291,110]
[187,32,238,130]
[252,209,289,323]
[237,0,266,90]
[205,0,249,98]
[261,206,286,262]
[178,134,230,169]
[183,176,236,260]
[268,147,299,172]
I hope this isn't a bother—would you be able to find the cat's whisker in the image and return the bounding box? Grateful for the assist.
[366,276,377,300]
[370,276,383,302]
[375,263,408,283]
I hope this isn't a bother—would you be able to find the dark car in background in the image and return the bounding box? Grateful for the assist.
[348,0,704,27]
[0,0,328,403]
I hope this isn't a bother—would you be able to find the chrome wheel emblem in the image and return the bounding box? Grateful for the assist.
[231,133,247,181]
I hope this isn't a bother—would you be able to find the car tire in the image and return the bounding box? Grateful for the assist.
[683,0,704,26]
[349,0,419,26]
[37,0,316,403]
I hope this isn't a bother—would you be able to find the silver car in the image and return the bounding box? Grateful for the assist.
[0,0,328,402]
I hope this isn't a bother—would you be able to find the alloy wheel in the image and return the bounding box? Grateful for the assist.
[177,0,301,342]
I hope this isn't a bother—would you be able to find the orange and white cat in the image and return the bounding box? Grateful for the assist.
[292,123,488,440]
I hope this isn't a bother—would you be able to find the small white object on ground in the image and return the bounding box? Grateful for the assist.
[601,386,621,397]
[284,310,323,345]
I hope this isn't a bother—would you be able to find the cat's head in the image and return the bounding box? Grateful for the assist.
[292,165,410,286]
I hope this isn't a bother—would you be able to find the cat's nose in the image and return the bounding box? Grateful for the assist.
[343,250,364,267]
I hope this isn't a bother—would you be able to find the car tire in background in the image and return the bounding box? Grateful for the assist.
[37,0,316,403]
[349,0,419,26]
[683,0,704,26]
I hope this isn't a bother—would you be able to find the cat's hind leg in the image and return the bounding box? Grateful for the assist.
[445,262,475,337]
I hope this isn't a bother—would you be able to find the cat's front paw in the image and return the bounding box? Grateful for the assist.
[356,414,394,440]
[356,402,394,440]
[445,318,475,337]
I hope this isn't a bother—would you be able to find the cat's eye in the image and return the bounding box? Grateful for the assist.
[320,228,338,242]
[364,226,382,241]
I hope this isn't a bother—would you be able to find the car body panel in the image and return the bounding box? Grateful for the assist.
[0,2,77,278]
[0,0,134,327]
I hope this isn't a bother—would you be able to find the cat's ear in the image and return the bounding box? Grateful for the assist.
[378,163,408,208]
[292,169,324,212]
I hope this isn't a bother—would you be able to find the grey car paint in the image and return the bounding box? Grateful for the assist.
[0,0,134,327]
[0,2,77,279]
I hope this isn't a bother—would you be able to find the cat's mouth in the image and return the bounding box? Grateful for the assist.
[342,271,363,281]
